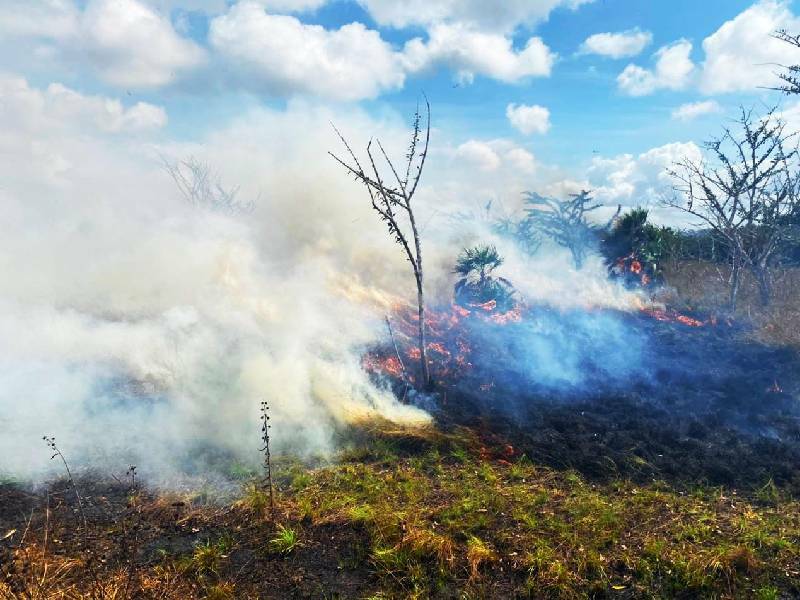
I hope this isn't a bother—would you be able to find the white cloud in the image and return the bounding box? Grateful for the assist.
[505,146,537,173]
[778,99,800,133]
[450,138,537,176]
[250,0,327,10]
[671,100,722,121]
[209,2,405,100]
[0,0,79,39]
[0,0,205,89]
[45,82,168,131]
[357,0,593,32]
[0,75,167,134]
[587,141,702,204]
[0,75,167,190]
[700,0,800,94]
[456,139,502,171]
[506,103,551,135]
[81,0,205,88]
[151,0,327,11]
[580,28,651,59]
[617,40,694,96]
[403,23,555,84]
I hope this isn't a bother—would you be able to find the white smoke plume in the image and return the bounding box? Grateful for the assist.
[0,77,643,483]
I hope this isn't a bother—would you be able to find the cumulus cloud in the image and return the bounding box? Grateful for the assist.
[580,28,652,59]
[506,103,551,135]
[0,74,167,190]
[0,0,79,39]
[447,139,537,185]
[671,99,722,121]
[81,0,205,87]
[356,0,594,32]
[617,40,694,96]
[209,1,405,100]
[403,24,555,84]
[0,0,205,88]
[455,139,502,171]
[700,0,800,94]
[505,147,537,173]
[778,99,800,133]
[587,141,702,206]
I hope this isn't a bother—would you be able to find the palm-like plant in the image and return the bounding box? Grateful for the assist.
[453,245,516,310]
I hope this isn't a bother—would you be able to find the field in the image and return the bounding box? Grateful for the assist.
[3,261,800,599]
[2,422,800,599]
[662,261,800,349]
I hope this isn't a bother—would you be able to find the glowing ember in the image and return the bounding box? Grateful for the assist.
[362,355,404,378]
[642,308,704,327]
[611,253,653,289]
[474,299,497,312]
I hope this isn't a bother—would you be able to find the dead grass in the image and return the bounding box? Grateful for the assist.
[663,260,800,347]
[2,421,799,599]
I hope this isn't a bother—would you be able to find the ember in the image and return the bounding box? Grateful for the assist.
[641,307,705,327]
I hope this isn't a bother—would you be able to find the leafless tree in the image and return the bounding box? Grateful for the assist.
[162,156,256,215]
[667,107,800,309]
[773,30,800,95]
[329,100,432,389]
[523,190,601,269]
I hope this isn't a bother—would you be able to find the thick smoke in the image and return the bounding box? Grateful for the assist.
[0,100,433,482]
[0,88,649,483]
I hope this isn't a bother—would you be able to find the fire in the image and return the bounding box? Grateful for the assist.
[475,299,497,312]
[362,290,726,389]
[611,253,653,289]
[362,354,404,378]
[490,306,523,324]
[641,307,704,327]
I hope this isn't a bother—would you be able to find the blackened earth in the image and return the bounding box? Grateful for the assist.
[406,310,800,494]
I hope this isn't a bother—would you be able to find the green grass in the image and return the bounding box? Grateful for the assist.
[5,420,797,599]
[268,524,300,555]
[275,423,800,598]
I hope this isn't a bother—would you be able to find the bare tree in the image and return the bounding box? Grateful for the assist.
[667,107,800,308]
[162,156,256,215]
[329,100,432,389]
[523,190,601,269]
[773,30,800,95]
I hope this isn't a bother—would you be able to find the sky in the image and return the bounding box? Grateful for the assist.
[3,0,800,220]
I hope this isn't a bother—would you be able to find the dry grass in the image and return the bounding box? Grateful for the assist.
[2,422,798,598]
[663,260,800,347]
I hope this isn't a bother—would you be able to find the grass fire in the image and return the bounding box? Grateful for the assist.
[3,2,800,599]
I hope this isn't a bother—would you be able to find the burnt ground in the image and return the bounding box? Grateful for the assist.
[0,477,378,599]
[2,306,800,598]
[431,310,800,494]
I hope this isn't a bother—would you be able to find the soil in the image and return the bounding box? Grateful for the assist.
[434,311,800,494]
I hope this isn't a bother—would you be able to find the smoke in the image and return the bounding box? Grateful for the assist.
[0,98,438,483]
[0,82,648,483]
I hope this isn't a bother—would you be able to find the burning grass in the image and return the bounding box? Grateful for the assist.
[1,421,799,599]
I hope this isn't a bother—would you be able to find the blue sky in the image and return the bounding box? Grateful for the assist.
[3,0,800,218]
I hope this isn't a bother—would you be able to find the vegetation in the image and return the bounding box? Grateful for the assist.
[668,107,800,309]
[522,190,601,269]
[330,100,433,388]
[3,423,798,599]
[453,245,516,310]
[773,29,800,95]
[161,155,256,215]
